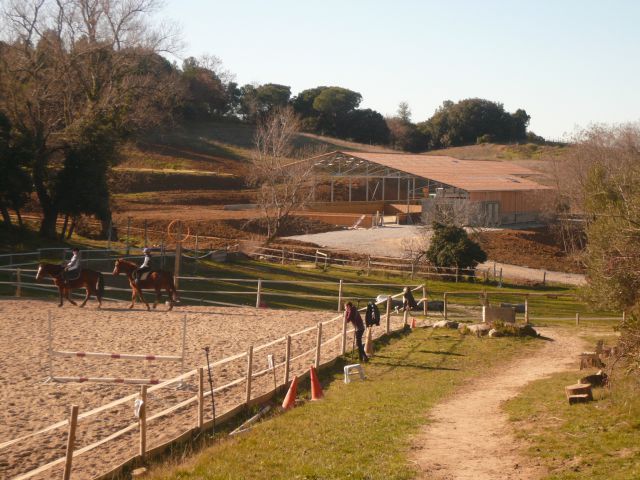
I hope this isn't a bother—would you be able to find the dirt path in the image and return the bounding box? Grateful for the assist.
[411,328,582,480]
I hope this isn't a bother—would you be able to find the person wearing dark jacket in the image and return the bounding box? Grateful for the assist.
[344,302,369,362]
[403,286,419,311]
[365,301,381,327]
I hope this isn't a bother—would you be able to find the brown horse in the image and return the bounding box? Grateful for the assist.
[36,263,104,308]
[112,258,178,311]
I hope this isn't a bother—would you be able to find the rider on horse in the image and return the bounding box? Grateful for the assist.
[63,247,81,284]
[134,247,152,287]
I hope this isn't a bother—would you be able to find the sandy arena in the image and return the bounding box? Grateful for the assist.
[0,298,385,479]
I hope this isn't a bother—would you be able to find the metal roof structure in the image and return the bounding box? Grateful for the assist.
[312,151,550,193]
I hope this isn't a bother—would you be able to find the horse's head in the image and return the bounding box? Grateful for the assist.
[113,258,123,276]
[36,262,62,281]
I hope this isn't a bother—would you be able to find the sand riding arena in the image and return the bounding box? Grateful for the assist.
[0,296,410,479]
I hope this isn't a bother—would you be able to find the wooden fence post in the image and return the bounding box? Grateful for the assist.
[455,267,459,283]
[410,262,415,279]
[337,279,343,312]
[15,267,21,297]
[174,242,182,291]
[524,296,529,324]
[422,284,427,316]
[499,268,503,288]
[197,368,204,429]
[341,315,348,354]
[63,405,79,480]
[245,345,253,404]
[386,297,391,334]
[542,271,547,285]
[443,293,448,321]
[281,249,285,265]
[255,279,262,309]
[575,312,580,326]
[284,335,291,385]
[315,322,323,369]
[403,308,408,327]
[139,385,147,459]
[367,255,371,276]
[623,311,627,322]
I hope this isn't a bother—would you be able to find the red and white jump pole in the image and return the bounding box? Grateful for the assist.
[46,314,188,386]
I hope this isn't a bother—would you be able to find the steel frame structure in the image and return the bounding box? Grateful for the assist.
[311,151,466,203]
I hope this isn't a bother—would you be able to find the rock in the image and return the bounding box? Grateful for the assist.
[488,328,502,337]
[466,323,492,336]
[432,320,459,329]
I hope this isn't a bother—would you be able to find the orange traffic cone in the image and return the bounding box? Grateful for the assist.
[411,318,416,329]
[282,376,298,410]
[309,366,324,400]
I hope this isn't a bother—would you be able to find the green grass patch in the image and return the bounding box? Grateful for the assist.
[505,359,640,479]
[146,327,543,480]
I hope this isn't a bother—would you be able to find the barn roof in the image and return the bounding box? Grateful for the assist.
[326,151,551,192]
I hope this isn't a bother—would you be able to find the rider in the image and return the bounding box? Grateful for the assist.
[135,247,152,286]
[63,247,81,284]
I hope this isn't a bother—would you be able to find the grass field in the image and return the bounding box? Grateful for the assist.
[144,326,543,480]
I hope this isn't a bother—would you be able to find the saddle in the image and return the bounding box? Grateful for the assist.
[138,271,152,281]
[65,269,81,281]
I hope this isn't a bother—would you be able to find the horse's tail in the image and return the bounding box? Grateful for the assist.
[96,272,104,299]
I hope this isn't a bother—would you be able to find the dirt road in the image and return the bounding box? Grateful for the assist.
[287,227,586,286]
[411,328,582,479]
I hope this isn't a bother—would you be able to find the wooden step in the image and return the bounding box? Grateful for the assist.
[568,394,591,405]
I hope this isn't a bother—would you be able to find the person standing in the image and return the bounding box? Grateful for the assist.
[344,302,369,363]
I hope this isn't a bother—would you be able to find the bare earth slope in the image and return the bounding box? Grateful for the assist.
[412,327,582,480]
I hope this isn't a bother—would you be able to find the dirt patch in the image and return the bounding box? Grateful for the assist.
[411,327,584,480]
[477,227,585,274]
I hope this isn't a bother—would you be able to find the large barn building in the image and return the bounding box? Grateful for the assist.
[306,151,551,227]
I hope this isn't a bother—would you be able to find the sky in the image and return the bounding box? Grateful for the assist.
[163,0,640,140]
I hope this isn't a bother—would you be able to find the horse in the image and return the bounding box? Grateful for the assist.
[36,263,104,308]
[112,258,178,311]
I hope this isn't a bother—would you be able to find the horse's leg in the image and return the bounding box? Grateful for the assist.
[58,285,64,307]
[129,284,137,309]
[66,287,78,306]
[80,285,90,307]
[153,286,161,309]
[138,286,150,311]
[166,285,174,311]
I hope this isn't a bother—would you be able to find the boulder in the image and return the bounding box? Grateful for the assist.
[432,320,459,329]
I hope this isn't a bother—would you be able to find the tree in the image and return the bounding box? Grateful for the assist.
[341,109,390,145]
[181,56,231,119]
[426,222,487,269]
[240,83,291,121]
[249,106,315,241]
[397,101,412,123]
[0,113,32,228]
[417,98,530,149]
[0,0,182,238]
[386,117,427,152]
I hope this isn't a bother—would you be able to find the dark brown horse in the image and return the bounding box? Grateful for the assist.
[36,263,104,308]
[112,258,178,311]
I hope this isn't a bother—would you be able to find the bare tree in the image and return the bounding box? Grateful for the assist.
[0,0,183,237]
[249,106,316,241]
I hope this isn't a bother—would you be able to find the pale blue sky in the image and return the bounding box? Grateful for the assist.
[163,0,640,140]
